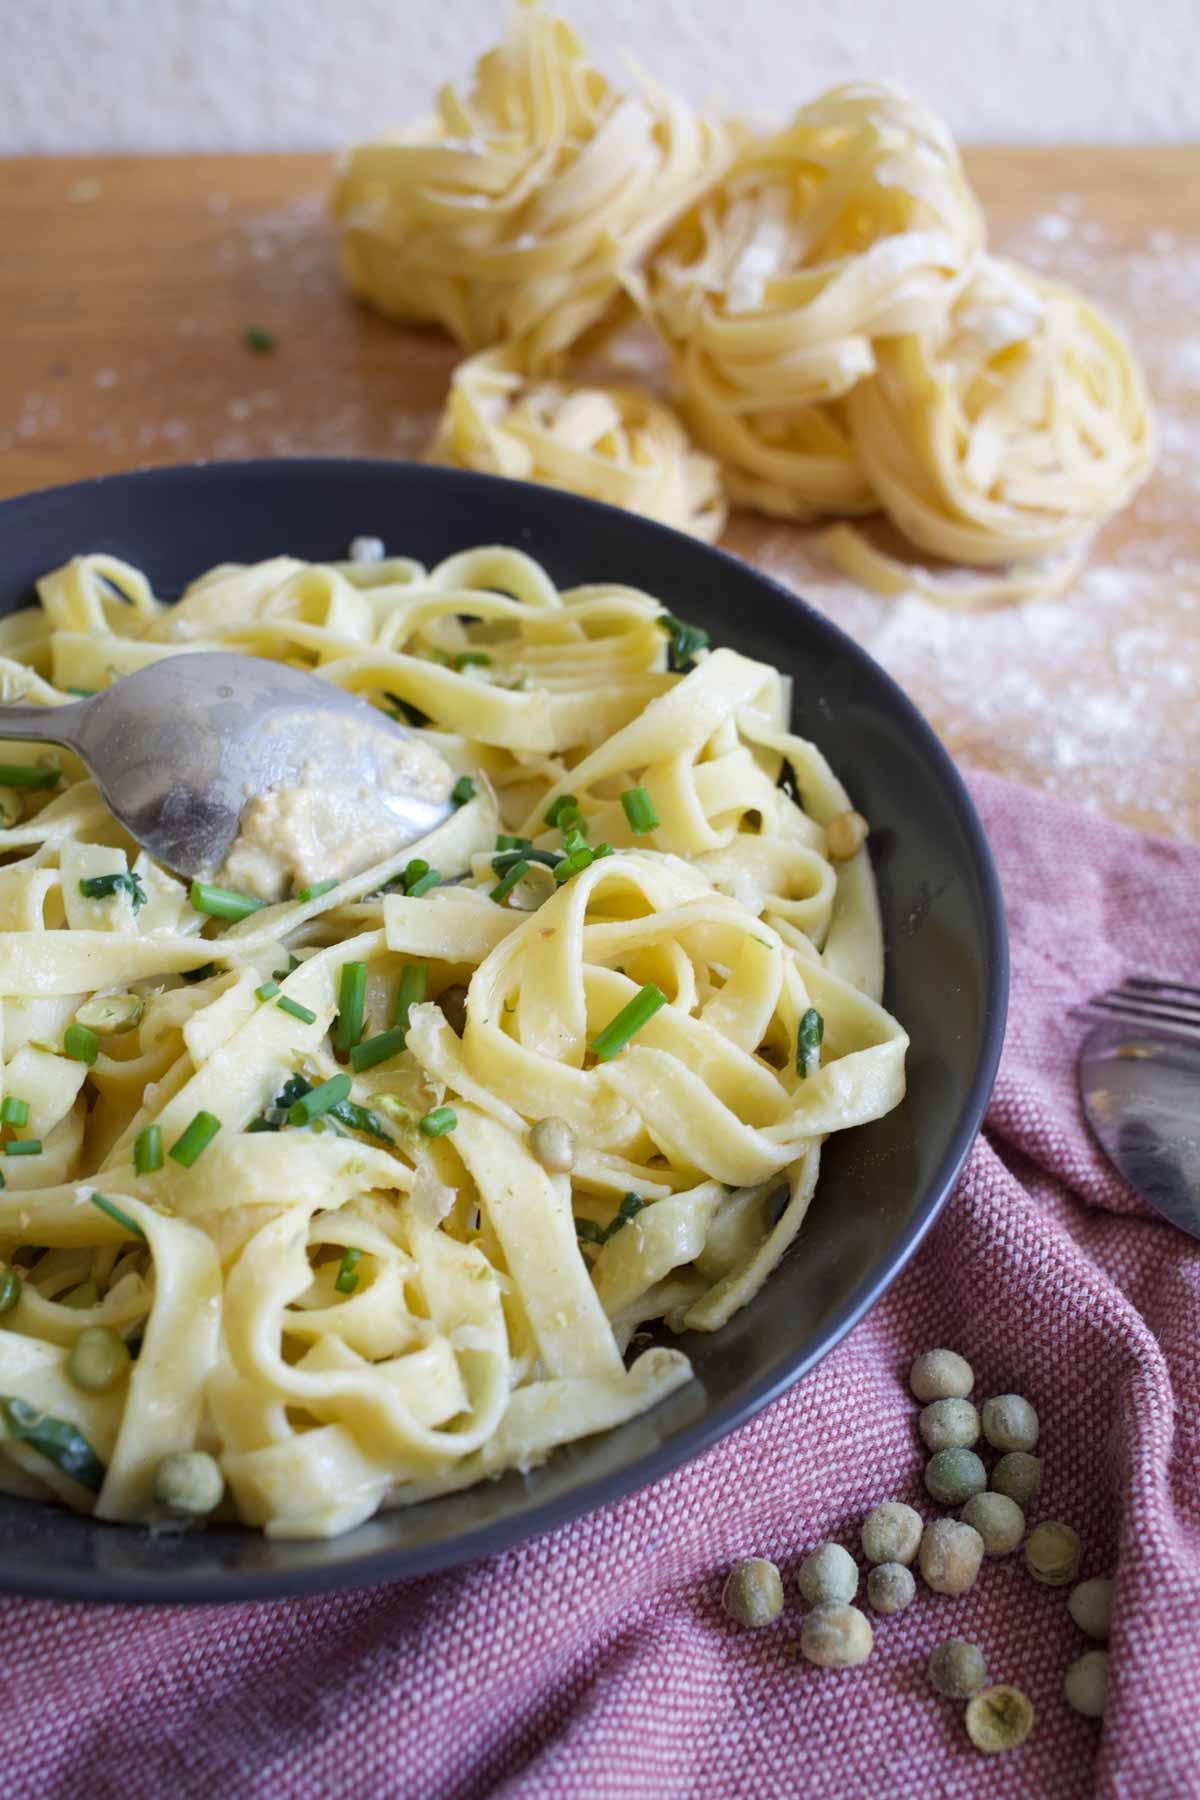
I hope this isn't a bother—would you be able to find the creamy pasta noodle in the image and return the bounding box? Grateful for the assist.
[0,546,906,1538]
[427,346,727,541]
[332,0,732,370]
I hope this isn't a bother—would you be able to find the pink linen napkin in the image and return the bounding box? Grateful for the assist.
[4,768,1199,1800]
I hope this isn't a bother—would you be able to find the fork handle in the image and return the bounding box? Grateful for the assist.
[0,703,86,750]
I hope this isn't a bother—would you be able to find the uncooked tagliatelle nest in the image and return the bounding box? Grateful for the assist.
[640,81,984,520]
[829,256,1155,600]
[427,347,727,541]
[332,0,732,369]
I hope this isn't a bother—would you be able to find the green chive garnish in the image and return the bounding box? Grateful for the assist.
[349,1026,407,1073]
[66,686,97,698]
[496,834,531,853]
[620,787,659,835]
[0,762,60,790]
[545,794,579,828]
[189,880,265,920]
[590,984,668,1062]
[0,1397,105,1491]
[453,652,491,671]
[181,961,217,984]
[335,961,367,1053]
[575,1218,606,1245]
[276,996,318,1025]
[168,1110,221,1167]
[451,775,476,805]
[89,1192,146,1240]
[796,1006,824,1078]
[329,1098,394,1143]
[244,325,275,352]
[0,1269,20,1312]
[334,1248,361,1294]
[491,858,532,904]
[396,963,427,1044]
[418,1106,457,1137]
[64,1023,99,1066]
[289,1073,351,1126]
[383,692,429,729]
[658,613,711,671]
[133,1124,163,1175]
[295,878,338,903]
[402,859,440,897]
[554,847,594,885]
[606,1192,646,1238]
[255,981,280,1001]
[0,1097,29,1128]
[5,1140,42,1157]
[79,871,147,912]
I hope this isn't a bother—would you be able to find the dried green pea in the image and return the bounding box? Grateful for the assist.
[909,1348,974,1402]
[966,1685,1035,1753]
[860,1501,923,1567]
[929,1637,988,1698]
[721,1557,783,1628]
[799,1603,873,1668]
[961,1491,1025,1556]
[919,1397,980,1451]
[1064,1650,1108,1718]
[1025,1520,1082,1587]
[925,1447,987,1506]
[866,1562,915,1616]
[797,1542,858,1607]
[1068,1576,1113,1641]
[982,1392,1039,1453]
[991,1451,1042,1508]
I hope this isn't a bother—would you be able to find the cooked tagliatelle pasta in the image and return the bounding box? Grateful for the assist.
[0,543,906,1539]
[427,345,727,541]
[332,0,732,369]
[639,81,983,520]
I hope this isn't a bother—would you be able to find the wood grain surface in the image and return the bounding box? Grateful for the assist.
[1,149,1196,839]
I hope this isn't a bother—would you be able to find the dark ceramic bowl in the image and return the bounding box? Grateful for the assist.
[0,461,1007,1603]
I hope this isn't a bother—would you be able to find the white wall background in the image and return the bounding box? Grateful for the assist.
[5,0,1198,152]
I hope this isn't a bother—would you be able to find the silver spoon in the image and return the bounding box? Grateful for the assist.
[0,652,454,880]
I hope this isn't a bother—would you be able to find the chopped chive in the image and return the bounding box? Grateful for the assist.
[554,847,594,885]
[335,1247,361,1294]
[403,859,440,897]
[658,612,711,671]
[189,879,265,921]
[796,1006,824,1079]
[5,1140,42,1157]
[451,775,476,806]
[491,848,562,877]
[383,692,429,728]
[133,1124,163,1175]
[544,794,579,828]
[0,1397,105,1492]
[295,878,338,903]
[418,1105,457,1137]
[0,1171,5,1190]
[89,1192,146,1240]
[349,1026,407,1073]
[64,1023,99,1066]
[0,762,60,790]
[272,955,301,981]
[0,1267,19,1310]
[168,1110,221,1168]
[490,858,532,903]
[620,787,659,834]
[593,842,613,860]
[496,834,531,853]
[289,1073,352,1127]
[0,1097,29,1129]
[255,981,280,1001]
[335,961,367,1053]
[248,1074,311,1132]
[244,325,275,352]
[276,996,318,1025]
[605,1192,647,1240]
[79,871,147,912]
[453,652,491,670]
[66,686,97,698]
[181,961,217,984]
[329,1098,394,1143]
[590,984,668,1062]
[575,1218,607,1245]
[396,963,427,1043]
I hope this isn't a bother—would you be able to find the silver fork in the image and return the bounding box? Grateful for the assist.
[1075,978,1200,1239]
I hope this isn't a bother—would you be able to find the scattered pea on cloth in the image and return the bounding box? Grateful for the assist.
[966,1686,1036,1754]
[919,1520,985,1596]
[961,1492,1025,1556]
[1068,1577,1113,1641]
[720,1559,783,1629]
[929,1638,988,1699]
[1026,1522,1083,1587]
[866,1563,915,1616]
[799,1605,873,1669]
[860,1502,923,1567]
[919,1397,981,1451]
[909,1347,974,1403]
[991,1450,1043,1508]
[797,1543,858,1608]
[1064,1651,1109,1718]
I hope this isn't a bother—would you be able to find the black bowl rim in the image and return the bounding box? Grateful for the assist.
[0,459,1008,1604]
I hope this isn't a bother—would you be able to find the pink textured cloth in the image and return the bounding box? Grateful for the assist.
[4,769,1199,1799]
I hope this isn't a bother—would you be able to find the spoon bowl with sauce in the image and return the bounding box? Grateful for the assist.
[0,652,455,892]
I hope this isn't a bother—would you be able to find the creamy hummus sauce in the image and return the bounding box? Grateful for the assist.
[218,713,454,901]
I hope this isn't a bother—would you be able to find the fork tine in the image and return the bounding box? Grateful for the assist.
[1077,994,1200,1043]
[1120,976,1200,1009]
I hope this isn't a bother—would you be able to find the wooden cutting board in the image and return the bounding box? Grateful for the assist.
[0,149,1196,840]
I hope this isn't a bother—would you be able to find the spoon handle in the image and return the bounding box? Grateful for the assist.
[0,703,84,749]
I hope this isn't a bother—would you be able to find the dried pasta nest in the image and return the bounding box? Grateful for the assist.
[640,80,983,519]
[332,1,732,369]
[845,255,1155,576]
[427,347,727,541]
